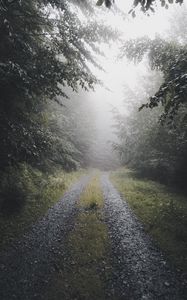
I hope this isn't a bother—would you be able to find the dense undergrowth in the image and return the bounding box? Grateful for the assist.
[0,163,85,249]
[111,168,187,273]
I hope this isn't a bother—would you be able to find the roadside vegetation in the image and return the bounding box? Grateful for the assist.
[46,175,113,300]
[111,168,187,273]
[113,6,187,192]
[1,0,187,292]
[0,164,85,249]
[0,0,116,235]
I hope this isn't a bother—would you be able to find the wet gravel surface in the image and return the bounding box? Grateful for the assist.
[0,176,89,300]
[101,174,187,300]
[1,173,187,300]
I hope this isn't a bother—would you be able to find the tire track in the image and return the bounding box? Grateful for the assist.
[101,173,187,300]
[0,175,90,300]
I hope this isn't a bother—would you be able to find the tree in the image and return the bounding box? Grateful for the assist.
[0,0,116,170]
[113,70,187,188]
[96,0,183,13]
[47,89,97,170]
[121,37,187,123]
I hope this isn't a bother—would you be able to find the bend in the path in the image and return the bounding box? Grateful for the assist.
[101,173,187,300]
[0,175,90,300]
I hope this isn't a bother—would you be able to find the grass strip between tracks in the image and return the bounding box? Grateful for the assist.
[46,174,113,300]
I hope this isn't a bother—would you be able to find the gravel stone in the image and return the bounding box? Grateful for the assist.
[101,173,187,300]
[0,176,89,300]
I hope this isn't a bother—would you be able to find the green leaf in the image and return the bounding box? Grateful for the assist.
[96,0,105,6]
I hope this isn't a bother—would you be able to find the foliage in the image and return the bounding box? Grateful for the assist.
[0,162,85,248]
[96,0,183,14]
[47,91,97,169]
[121,37,187,122]
[113,104,187,187]
[0,0,116,171]
[130,0,183,15]
[0,0,117,213]
[0,164,35,214]
[112,69,187,188]
[113,10,187,187]
[111,168,187,272]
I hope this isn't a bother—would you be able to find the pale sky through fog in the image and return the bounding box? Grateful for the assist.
[86,0,184,114]
[73,0,186,158]
[73,0,186,165]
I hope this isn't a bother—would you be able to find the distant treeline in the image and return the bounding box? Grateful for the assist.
[113,20,187,189]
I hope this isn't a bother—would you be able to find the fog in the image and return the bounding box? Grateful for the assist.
[72,0,186,169]
[1,1,187,296]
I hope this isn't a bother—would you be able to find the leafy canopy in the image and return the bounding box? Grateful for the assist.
[121,37,187,123]
[96,0,183,13]
[0,0,116,170]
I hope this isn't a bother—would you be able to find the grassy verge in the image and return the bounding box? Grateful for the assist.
[46,175,112,300]
[0,166,85,249]
[111,167,187,273]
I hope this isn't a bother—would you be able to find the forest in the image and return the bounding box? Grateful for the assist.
[0,0,187,299]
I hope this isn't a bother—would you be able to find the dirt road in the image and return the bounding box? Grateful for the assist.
[0,174,186,300]
[102,174,186,299]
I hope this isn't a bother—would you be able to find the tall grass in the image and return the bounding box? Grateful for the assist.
[111,168,187,272]
[0,163,85,249]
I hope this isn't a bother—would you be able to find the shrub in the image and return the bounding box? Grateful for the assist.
[0,163,41,215]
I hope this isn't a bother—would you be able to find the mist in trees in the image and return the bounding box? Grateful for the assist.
[0,0,115,170]
[112,1,187,189]
[0,0,118,213]
[0,0,187,214]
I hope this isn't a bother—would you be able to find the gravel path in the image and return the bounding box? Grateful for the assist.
[0,175,90,300]
[101,174,187,300]
[1,173,187,300]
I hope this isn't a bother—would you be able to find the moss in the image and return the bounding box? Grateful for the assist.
[111,167,187,272]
